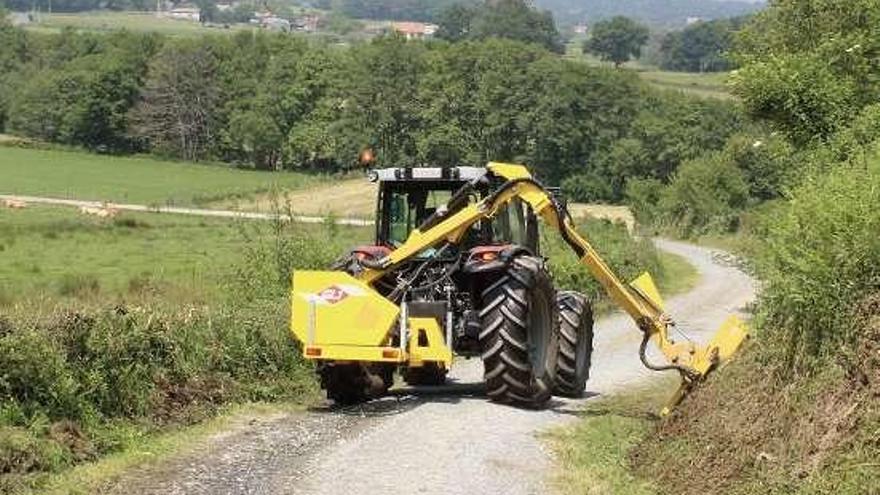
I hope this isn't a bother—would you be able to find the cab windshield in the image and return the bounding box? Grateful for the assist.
[387,188,454,246]
[382,183,532,251]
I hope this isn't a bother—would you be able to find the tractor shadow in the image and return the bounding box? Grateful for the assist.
[310,379,601,418]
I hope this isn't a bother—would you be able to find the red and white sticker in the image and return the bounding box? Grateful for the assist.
[300,284,365,305]
[317,285,349,304]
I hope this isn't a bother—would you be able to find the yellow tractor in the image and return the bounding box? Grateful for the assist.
[290,163,747,412]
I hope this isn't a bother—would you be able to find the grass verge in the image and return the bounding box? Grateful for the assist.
[655,250,699,296]
[35,402,307,495]
[546,377,679,495]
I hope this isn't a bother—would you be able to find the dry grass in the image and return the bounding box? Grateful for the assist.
[567,203,635,232]
[213,179,378,218]
[213,177,636,229]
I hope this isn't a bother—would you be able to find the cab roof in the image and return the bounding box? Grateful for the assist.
[369,167,487,183]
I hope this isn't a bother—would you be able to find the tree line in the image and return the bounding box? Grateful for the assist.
[0,18,747,203]
[582,14,744,72]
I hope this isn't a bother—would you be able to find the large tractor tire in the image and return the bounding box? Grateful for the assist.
[319,363,393,406]
[403,363,448,386]
[478,256,558,407]
[553,291,594,397]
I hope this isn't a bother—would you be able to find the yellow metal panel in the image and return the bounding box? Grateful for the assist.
[630,272,665,311]
[291,271,399,346]
[690,315,750,375]
[407,317,453,367]
[487,162,532,180]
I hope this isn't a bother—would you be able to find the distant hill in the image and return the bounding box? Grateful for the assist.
[535,0,765,28]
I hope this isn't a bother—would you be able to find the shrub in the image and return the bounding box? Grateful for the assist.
[656,152,750,237]
[561,172,615,203]
[0,301,317,482]
[624,177,664,228]
[753,154,880,368]
[731,54,856,145]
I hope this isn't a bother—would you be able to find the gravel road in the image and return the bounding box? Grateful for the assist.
[0,194,373,227]
[104,239,756,495]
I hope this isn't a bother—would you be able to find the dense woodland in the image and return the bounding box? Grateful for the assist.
[657,17,744,72]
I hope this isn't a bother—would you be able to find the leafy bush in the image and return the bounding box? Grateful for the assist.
[753,153,880,368]
[624,177,664,228]
[0,302,316,484]
[731,54,856,145]
[656,152,750,237]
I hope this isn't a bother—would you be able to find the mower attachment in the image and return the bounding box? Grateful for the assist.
[291,271,453,367]
[629,272,749,415]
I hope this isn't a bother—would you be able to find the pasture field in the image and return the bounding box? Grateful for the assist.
[565,43,732,100]
[637,70,731,100]
[23,11,250,36]
[0,147,323,206]
[0,205,370,304]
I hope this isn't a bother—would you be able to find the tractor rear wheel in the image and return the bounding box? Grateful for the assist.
[478,256,558,407]
[553,291,594,397]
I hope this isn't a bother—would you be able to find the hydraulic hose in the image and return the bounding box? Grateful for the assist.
[638,331,700,382]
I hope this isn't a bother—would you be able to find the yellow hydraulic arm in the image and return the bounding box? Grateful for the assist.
[354,162,749,413]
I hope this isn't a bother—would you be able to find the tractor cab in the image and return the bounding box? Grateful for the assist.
[369,167,540,254]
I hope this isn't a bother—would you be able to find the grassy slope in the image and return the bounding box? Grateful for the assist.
[634,329,880,495]
[0,147,321,206]
[546,377,680,495]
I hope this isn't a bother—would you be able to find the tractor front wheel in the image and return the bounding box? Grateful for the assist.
[553,291,594,397]
[478,256,558,407]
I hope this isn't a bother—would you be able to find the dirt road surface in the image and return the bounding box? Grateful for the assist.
[1,191,632,230]
[0,194,373,227]
[102,239,755,495]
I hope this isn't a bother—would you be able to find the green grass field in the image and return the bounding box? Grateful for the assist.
[565,42,732,100]
[637,70,731,100]
[0,147,322,206]
[0,206,370,304]
[24,11,251,36]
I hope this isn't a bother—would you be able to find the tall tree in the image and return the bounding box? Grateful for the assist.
[435,3,475,42]
[584,16,649,67]
[437,0,562,53]
[660,18,741,73]
[129,39,222,161]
